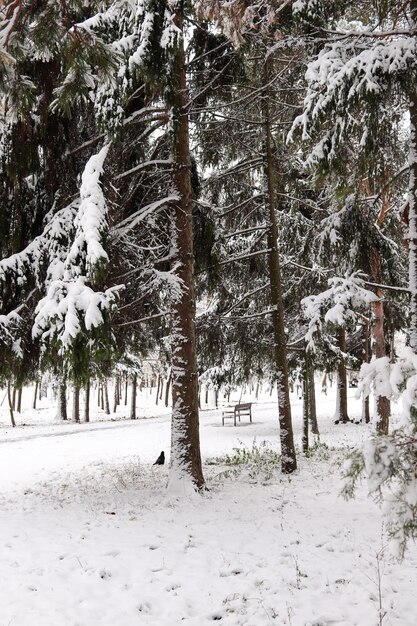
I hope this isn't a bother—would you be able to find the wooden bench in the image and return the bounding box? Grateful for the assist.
[222,402,253,426]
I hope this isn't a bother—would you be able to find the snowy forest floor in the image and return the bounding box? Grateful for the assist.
[0,385,416,626]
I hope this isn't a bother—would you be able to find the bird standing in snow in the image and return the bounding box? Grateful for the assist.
[153,451,165,465]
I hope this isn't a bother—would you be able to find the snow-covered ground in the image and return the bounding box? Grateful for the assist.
[0,383,415,626]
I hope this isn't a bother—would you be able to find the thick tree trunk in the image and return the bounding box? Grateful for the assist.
[73,385,80,423]
[168,9,204,490]
[130,373,137,420]
[55,381,67,421]
[262,60,297,473]
[335,328,350,423]
[84,379,90,423]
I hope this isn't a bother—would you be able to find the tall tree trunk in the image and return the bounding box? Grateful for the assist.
[124,375,128,406]
[113,376,119,413]
[156,374,161,406]
[17,387,22,413]
[302,353,309,453]
[84,379,90,423]
[370,252,390,434]
[168,8,204,490]
[362,318,371,424]
[262,60,297,473]
[73,385,80,423]
[55,381,67,421]
[103,382,110,415]
[407,62,417,422]
[308,364,319,435]
[7,381,16,428]
[130,373,137,420]
[33,380,38,410]
[164,370,171,407]
[12,386,16,411]
[335,328,350,423]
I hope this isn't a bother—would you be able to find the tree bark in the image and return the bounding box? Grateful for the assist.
[302,354,309,453]
[168,7,205,490]
[113,376,119,413]
[33,380,38,410]
[130,373,137,420]
[335,328,350,423]
[55,381,67,421]
[262,60,297,473]
[370,251,390,434]
[164,370,171,407]
[17,387,22,413]
[407,45,417,426]
[84,378,90,423]
[308,363,319,435]
[104,382,110,415]
[124,375,128,406]
[362,318,371,424]
[73,385,80,423]
[7,381,15,428]
[156,374,161,406]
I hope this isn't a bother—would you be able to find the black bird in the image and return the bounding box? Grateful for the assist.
[153,451,165,466]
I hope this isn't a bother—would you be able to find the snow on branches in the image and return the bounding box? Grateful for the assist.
[289,34,417,166]
[65,144,110,282]
[302,273,378,351]
[32,277,119,351]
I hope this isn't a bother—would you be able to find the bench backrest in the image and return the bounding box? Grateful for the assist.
[235,403,252,411]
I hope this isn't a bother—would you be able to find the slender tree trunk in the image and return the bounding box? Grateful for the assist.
[73,385,80,423]
[124,375,128,406]
[302,354,309,453]
[12,386,16,411]
[408,2,417,421]
[113,376,119,413]
[7,381,15,428]
[17,387,22,413]
[155,375,161,406]
[33,380,38,410]
[164,370,171,407]
[130,373,137,420]
[362,318,371,424]
[168,8,204,490]
[84,379,90,423]
[104,382,110,415]
[205,386,209,405]
[308,364,319,435]
[55,381,67,421]
[335,328,349,423]
[262,60,297,472]
[370,251,390,434]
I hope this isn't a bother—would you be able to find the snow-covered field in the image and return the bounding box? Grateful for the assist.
[0,384,416,626]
